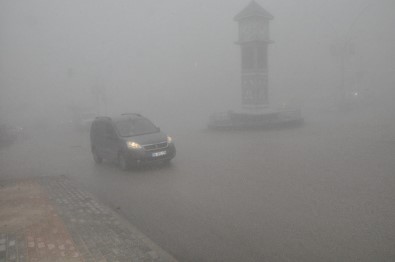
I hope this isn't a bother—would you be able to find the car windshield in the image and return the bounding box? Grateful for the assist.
[115,118,158,137]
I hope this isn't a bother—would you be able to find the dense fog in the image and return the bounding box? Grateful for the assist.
[1,0,394,129]
[1,1,395,261]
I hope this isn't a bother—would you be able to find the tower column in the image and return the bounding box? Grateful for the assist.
[234,1,273,109]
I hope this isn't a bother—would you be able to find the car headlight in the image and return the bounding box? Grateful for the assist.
[167,136,173,143]
[127,141,142,149]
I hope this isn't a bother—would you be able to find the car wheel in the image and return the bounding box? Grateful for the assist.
[118,153,129,171]
[163,159,172,165]
[92,151,102,164]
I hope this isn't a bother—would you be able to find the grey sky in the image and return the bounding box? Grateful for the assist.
[1,0,394,125]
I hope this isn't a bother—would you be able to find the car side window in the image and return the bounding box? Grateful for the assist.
[94,121,106,138]
[105,123,116,138]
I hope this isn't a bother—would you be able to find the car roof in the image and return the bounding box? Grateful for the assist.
[94,113,145,123]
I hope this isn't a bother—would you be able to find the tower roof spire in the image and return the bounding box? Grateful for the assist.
[234,0,274,21]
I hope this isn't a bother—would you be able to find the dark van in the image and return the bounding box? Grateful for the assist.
[90,114,176,170]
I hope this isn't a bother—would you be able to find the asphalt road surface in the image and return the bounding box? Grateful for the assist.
[1,109,395,261]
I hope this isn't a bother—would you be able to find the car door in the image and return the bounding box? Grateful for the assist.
[103,122,120,161]
[92,121,107,158]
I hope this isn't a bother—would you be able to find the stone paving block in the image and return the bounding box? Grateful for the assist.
[1,176,176,261]
[8,251,17,261]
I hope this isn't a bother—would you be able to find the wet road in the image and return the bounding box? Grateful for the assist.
[1,110,395,261]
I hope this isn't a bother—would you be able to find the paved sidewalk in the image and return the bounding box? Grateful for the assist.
[0,176,177,262]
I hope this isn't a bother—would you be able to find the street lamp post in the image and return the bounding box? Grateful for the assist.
[331,2,380,110]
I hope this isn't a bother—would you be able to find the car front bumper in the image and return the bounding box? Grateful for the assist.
[124,143,176,165]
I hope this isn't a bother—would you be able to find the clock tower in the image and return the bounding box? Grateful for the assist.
[235,1,273,109]
[208,1,303,129]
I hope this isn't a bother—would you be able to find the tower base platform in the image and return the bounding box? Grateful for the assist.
[208,108,303,130]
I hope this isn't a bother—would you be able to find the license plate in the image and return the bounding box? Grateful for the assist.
[152,151,166,157]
